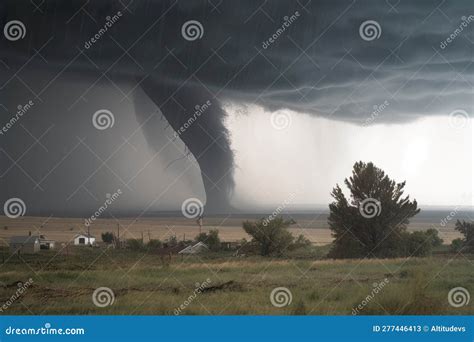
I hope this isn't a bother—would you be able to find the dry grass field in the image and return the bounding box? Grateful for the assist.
[0,247,473,315]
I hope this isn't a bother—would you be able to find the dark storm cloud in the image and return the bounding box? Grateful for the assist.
[0,0,472,215]
[1,0,472,123]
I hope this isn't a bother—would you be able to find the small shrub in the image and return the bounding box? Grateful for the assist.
[147,239,162,249]
[126,239,145,251]
[450,238,464,252]
[164,236,178,248]
[101,232,115,244]
[399,270,409,278]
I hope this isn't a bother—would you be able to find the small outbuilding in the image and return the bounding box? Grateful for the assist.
[178,242,209,255]
[74,234,96,246]
[9,236,41,254]
[39,236,56,250]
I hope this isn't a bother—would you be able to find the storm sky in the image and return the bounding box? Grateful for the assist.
[0,0,472,216]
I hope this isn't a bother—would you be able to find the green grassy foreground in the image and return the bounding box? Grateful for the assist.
[0,246,472,315]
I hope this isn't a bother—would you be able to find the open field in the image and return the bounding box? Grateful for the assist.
[0,247,473,315]
[0,212,464,247]
[0,212,470,315]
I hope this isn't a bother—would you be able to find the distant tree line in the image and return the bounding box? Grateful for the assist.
[101,229,224,252]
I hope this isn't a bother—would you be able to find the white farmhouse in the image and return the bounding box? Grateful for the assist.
[74,234,96,246]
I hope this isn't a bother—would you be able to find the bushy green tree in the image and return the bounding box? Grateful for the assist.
[453,220,474,252]
[243,217,295,256]
[328,161,420,259]
[195,229,221,251]
[425,228,443,247]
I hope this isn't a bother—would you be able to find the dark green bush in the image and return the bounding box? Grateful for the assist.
[101,232,115,244]
[451,238,464,252]
[147,239,162,249]
[195,229,221,251]
[453,220,474,252]
[243,217,294,256]
[163,236,178,248]
[425,228,443,247]
[291,234,312,250]
[126,239,145,251]
[400,231,434,257]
